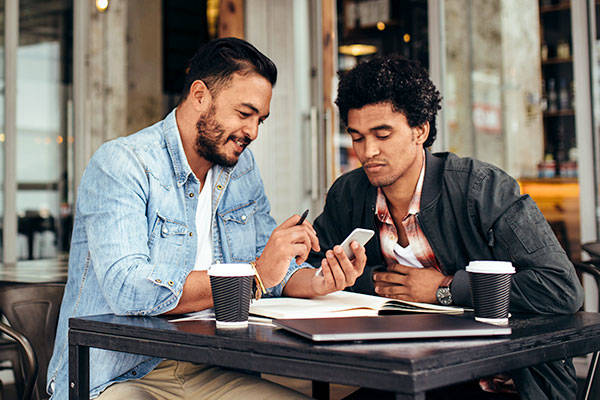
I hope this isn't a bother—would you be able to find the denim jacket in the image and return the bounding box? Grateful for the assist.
[47,109,308,399]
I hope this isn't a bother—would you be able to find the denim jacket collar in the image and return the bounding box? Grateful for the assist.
[163,109,195,187]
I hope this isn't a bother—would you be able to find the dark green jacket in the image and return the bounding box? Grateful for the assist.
[308,150,584,399]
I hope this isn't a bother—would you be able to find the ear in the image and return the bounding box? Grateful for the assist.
[187,80,212,112]
[413,121,430,146]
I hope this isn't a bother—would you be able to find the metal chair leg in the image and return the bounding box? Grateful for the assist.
[583,351,600,400]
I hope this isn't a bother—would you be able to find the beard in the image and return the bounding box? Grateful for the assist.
[365,172,400,188]
[362,158,399,188]
[195,106,247,167]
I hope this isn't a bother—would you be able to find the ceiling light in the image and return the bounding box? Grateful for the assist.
[339,44,378,57]
[96,0,109,13]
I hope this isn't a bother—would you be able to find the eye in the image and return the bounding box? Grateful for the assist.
[350,136,364,143]
[376,134,391,140]
[238,111,251,118]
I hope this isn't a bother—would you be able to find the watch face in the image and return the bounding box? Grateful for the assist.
[436,287,453,306]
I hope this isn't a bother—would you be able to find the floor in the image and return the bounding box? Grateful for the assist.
[0,368,17,400]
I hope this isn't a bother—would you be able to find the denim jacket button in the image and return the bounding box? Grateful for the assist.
[168,281,174,286]
[189,193,194,198]
[155,279,162,283]
[241,215,247,221]
[216,184,223,190]
[189,232,193,237]
[132,371,137,376]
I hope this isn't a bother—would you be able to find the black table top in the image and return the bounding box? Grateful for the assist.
[69,312,600,393]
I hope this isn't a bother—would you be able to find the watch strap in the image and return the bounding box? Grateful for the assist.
[249,260,265,300]
[439,275,453,289]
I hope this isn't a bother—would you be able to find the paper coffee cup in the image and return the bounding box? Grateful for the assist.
[208,263,255,328]
[466,261,515,326]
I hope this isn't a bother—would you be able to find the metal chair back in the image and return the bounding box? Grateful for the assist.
[0,283,64,400]
[576,241,600,400]
[0,320,37,400]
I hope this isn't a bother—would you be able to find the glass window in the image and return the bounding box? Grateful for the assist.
[15,0,73,260]
[335,0,428,174]
[444,0,581,261]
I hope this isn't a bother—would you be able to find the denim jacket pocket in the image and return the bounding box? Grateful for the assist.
[218,201,257,262]
[149,212,188,248]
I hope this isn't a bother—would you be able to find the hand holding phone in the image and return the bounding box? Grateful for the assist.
[315,228,375,276]
[339,228,375,259]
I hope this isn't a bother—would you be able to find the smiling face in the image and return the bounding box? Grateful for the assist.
[347,102,428,189]
[195,72,272,167]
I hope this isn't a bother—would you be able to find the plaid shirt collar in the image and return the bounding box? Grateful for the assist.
[376,151,426,224]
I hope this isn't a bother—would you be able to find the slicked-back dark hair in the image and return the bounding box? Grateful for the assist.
[335,55,441,147]
[180,37,277,102]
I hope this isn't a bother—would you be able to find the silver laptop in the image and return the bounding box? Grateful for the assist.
[274,314,511,342]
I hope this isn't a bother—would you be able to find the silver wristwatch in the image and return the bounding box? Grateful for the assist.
[435,276,454,306]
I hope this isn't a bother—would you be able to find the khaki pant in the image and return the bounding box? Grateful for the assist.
[96,360,312,400]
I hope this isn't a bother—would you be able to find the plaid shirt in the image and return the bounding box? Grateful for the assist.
[375,155,440,270]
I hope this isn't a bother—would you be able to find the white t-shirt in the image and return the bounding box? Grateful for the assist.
[392,242,425,269]
[193,169,213,271]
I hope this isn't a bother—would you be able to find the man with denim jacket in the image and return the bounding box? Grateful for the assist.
[47,38,366,399]
[307,55,584,399]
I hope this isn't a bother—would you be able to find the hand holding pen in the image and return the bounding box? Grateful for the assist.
[296,209,309,226]
[251,209,319,288]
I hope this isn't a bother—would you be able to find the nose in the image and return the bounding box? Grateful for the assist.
[363,136,380,158]
[243,119,259,141]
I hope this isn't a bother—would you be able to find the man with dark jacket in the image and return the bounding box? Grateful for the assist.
[307,55,584,399]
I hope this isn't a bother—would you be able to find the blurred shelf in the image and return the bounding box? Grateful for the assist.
[519,177,578,184]
[540,2,571,13]
[344,20,400,33]
[17,182,59,191]
[543,109,575,117]
[542,57,573,65]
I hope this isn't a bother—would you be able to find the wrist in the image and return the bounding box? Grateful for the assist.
[249,260,266,299]
[435,275,454,305]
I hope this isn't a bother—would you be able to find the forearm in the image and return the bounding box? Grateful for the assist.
[164,271,213,314]
[282,267,320,298]
[450,261,583,314]
[477,194,583,314]
[509,258,583,314]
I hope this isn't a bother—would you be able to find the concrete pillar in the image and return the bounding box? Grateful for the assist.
[126,0,163,134]
[88,0,127,151]
[87,0,163,155]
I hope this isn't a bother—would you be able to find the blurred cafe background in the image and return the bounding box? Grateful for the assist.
[0,0,599,306]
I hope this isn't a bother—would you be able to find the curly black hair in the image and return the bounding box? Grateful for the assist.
[335,55,442,147]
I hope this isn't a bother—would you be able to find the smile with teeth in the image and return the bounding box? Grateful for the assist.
[229,137,249,153]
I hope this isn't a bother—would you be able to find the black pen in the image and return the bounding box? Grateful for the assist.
[297,209,309,225]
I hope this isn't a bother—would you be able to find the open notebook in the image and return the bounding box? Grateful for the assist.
[249,291,465,320]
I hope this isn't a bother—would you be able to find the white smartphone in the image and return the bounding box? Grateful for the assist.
[315,228,375,277]
[340,228,375,259]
